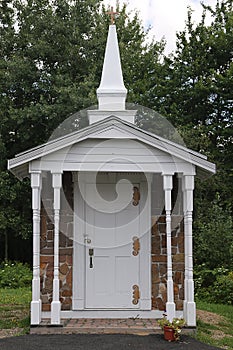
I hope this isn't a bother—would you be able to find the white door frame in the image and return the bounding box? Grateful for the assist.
[72,172,152,313]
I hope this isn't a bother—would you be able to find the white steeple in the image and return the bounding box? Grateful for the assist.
[97,24,127,110]
[88,24,136,125]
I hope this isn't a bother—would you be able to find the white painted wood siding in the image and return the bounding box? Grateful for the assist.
[37,139,194,174]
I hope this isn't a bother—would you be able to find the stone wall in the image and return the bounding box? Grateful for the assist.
[40,172,73,311]
[151,215,184,311]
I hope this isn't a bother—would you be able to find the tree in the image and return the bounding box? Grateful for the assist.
[0,0,166,260]
[165,0,233,271]
[156,1,233,216]
[194,193,233,269]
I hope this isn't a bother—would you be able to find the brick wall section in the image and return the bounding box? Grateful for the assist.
[40,172,73,311]
[151,215,184,311]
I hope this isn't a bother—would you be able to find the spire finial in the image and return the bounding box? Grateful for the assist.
[106,6,119,25]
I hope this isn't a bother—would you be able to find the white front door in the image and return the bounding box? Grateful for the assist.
[85,181,140,309]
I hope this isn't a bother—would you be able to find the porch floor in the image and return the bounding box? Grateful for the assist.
[30,318,161,335]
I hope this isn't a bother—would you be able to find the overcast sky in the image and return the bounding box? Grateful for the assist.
[103,0,218,54]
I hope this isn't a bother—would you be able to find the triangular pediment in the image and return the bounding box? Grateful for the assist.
[90,125,133,139]
[8,116,215,179]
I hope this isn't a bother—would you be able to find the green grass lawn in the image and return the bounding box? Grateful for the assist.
[0,287,31,335]
[196,300,233,350]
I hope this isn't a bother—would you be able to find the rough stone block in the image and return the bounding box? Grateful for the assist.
[41,247,54,255]
[171,237,178,246]
[151,224,158,235]
[44,278,53,293]
[42,304,51,312]
[179,287,184,300]
[61,289,72,297]
[173,283,179,296]
[176,300,183,311]
[40,262,47,270]
[60,263,69,275]
[47,230,54,241]
[158,223,166,233]
[59,232,67,247]
[66,268,72,286]
[151,264,160,283]
[60,248,73,256]
[173,262,184,271]
[40,255,54,264]
[174,271,182,284]
[161,235,166,248]
[159,283,167,301]
[156,297,165,311]
[66,255,73,265]
[173,253,184,262]
[61,303,72,310]
[158,216,166,223]
[159,264,167,276]
[47,222,54,231]
[40,240,47,249]
[152,255,167,263]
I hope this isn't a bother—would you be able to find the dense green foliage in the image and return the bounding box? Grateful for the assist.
[0,261,32,288]
[194,194,233,269]
[195,266,233,304]
[164,0,233,274]
[0,0,232,286]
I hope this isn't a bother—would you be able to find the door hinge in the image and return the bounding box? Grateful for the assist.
[132,236,140,256]
[132,285,140,305]
[132,186,140,206]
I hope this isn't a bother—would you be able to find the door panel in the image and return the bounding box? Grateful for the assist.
[85,182,140,309]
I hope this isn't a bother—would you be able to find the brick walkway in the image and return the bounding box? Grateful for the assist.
[30,318,161,335]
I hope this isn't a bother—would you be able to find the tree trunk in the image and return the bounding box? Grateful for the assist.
[4,231,8,261]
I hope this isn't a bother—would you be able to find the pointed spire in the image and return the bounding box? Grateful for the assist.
[88,23,136,125]
[97,24,127,111]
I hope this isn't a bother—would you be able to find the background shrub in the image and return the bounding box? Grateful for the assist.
[194,265,233,305]
[0,261,32,288]
[212,272,233,305]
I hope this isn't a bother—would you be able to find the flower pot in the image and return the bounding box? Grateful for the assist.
[164,326,176,342]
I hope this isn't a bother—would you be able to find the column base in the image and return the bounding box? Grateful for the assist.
[51,301,61,325]
[166,302,176,322]
[31,300,42,325]
[186,301,196,326]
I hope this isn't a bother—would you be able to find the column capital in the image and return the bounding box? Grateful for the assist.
[182,175,194,191]
[52,172,62,189]
[30,171,41,188]
[162,174,173,191]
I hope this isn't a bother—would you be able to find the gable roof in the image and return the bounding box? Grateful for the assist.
[8,116,216,179]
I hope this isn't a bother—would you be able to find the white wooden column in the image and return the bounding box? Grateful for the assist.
[182,175,196,326]
[51,172,62,324]
[30,171,42,325]
[163,174,176,322]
